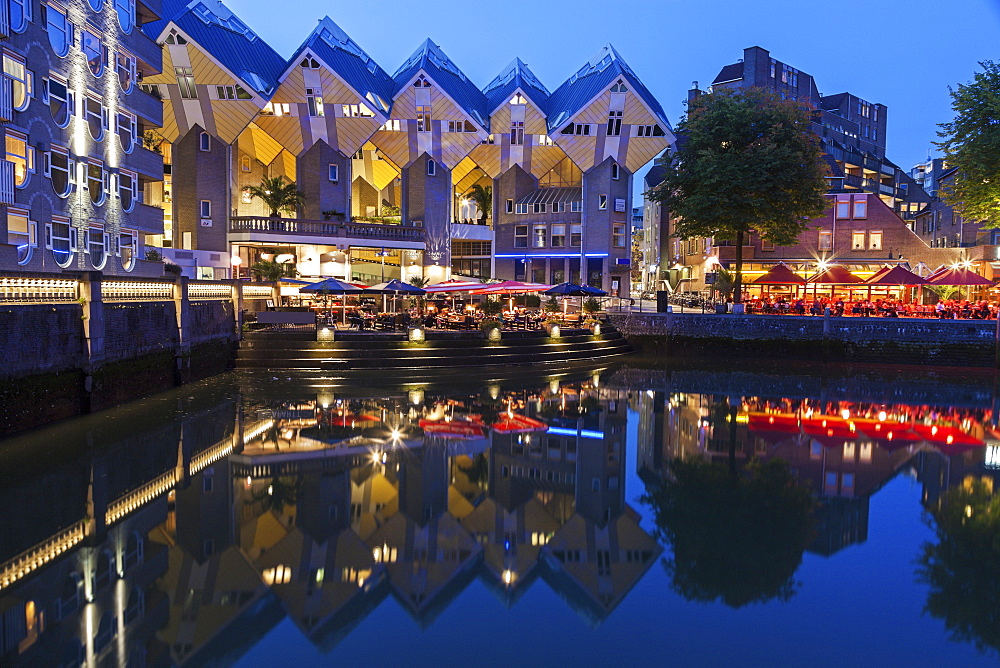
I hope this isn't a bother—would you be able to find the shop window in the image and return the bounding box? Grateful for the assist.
[3,54,32,111]
[45,4,71,57]
[514,225,528,248]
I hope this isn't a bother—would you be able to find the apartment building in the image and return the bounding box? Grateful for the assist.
[0,0,165,276]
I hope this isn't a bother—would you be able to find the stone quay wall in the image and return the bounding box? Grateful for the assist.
[0,272,276,435]
[609,312,1000,368]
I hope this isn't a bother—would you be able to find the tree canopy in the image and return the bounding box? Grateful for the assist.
[465,183,493,224]
[246,175,306,217]
[937,61,1000,226]
[648,87,829,303]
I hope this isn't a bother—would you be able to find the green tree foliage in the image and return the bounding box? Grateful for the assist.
[643,457,816,608]
[464,183,493,224]
[251,259,296,281]
[918,480,1000,656]
[648,88,828,303]
[937,61,1000,225]
[246,175,306,217]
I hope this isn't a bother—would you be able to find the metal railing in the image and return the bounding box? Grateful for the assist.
[231,216,426,243]
[0,74,13,123]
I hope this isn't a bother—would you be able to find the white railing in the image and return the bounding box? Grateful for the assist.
[0,159,14,205]
[189,282,233,300]
[0,75,13,124]
[190,434,237,476]
[102,280,174,301]
[0,276,78,302]
[0,521,86,591]
[105,470,178,525]
[242,284,273,299]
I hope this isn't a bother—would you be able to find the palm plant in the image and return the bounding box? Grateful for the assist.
[251,259,297,281]
[246,176,306,218]
[465,183,493,224]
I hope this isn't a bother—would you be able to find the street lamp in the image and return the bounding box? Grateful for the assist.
[376,247,391,282]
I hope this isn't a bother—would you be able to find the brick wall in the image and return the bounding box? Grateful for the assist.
[102,302,178,363]
[0,304,85,377]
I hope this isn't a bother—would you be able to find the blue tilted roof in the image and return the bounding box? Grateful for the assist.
[482,58,550,116]
[546,44,670,134]
[142,0,285,97]
[392,39,489,130]
[286,18,395,116]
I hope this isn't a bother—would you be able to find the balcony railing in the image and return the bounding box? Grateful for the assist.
[230,216,426,243]
[879,183,896,196]
[0,75,12,123]
[0,159,13,205]
[128,145,164,181]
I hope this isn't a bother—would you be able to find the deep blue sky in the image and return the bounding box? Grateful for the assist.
[226,0,1000,190]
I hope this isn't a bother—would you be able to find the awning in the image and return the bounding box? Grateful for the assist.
[515,187,582,206]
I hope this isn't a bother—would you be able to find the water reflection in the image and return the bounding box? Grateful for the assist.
[1,365,999,664]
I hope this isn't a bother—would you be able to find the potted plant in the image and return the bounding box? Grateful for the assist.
[246,176,306,218]
[322,209,345,221]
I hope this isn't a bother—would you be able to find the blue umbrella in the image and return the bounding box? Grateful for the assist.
[299,278,367,294]
[369,279,426,295]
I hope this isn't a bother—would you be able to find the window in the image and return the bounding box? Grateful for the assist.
[853,195,867,219]
[570,223,582,247]
[761,237,774,251]
[262,101,290,117]
[85,96,105,141]
[426,159,436,176]
[306,87,324,116]
[514,225,528,248]
[637,124,665,137]
[300,56,319,69]
[87,225,108,268]
[818,231,832,251]
[114,0,135,33]
[117,51,136,92]
[571,201,582,213]
[48,148,72,197]
[8,208,35,264]
[552,202,566,213]
[174,67,196,99]
[216,84,252,100]
[770,58,776,78]
[46,77,72,127]
[117,111,137,152]
[87,162,106,204]
[379,119,400,131]
[82,30,104,76]
[199,132,210,151]
[118,170,137,211]
[10,0,31,33]
[47,217,73,266]
[510,121,523,145]
[88,0,102,8]
[45,5,72,57]
[533,224,546,248]
[611,163,620,180]
[835,194,851,219]
[6,132,34,187]
[412,75,431,88]
[613,223,626,248]
[505,199,513,214]
[328,164,338,182]
[3,54,32,111]
[852,231,866,250]
[551,223,565,247]
[598,194,607,210]
[869,231,882,250]
[200,200,211,218]
[532,202,545,214]
[341,103,374,118]
[515,203,528,214]
[118,230,136,270]
[607,110,622,136]
[510,93,527,105]
[416,105,431,132]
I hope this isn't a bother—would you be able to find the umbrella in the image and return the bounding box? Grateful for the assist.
[925,267,994,286]
[369,279,426,314]
[544,282,595,296]
[865,266,928,286]
[424,279,483,293]
[300,278,369,325]
[471,280,551,294]
[753,264,806,285]
[807,265,864,285]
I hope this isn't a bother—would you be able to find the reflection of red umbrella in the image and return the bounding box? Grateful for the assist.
[912,424,984,456]
[925,267,994,286]
[802,417,857,448]
[747,414,801,445]
[852,418,923,451]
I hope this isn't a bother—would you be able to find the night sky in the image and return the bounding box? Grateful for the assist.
[225,0,1000,195]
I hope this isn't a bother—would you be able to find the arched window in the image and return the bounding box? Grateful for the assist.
[95,550,115,591]
[124,588,144,624]
[56,573,82,620]
[45,5,71,57]
[94,612,115,653]
[123,532,144,571]
[114,0,135,33]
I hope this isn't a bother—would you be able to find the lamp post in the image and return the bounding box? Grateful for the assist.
[377,247,391,282]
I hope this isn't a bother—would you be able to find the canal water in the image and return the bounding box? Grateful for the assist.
[1,361,998,666]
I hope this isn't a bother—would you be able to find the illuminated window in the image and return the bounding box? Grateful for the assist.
[853,195,867,219]
[613,223,626,248]
[341,103,373,117]
[47,148,72,197]
[6,131,34,187]
[174,66,196,99]
[87,162,106,205]
[514,225,528,248]
[818,230,832,251]
[510,120,524,145]
[869,231,882,250]
[117,111,137,152]
[835,194,851,219]
[82,30,103,76]
[510,93,527,105]
[118,170,137,211]
[45,5,71,57]
[306,88,324,117]
[114,0,135,33]
[3,54,32,111]
[416,105,431,132]
[241,187,251,204]
[7,208,35,264]
[117,51,136,92]
[570,223,582,247]
[10,0,31,33]
[262,565,292,585]
[852,231,865,250]
[551,223,566,247]
[46,77,72,127]
[533,224,546,248]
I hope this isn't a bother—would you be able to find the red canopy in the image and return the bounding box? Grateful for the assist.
[472,280,552,294]
[807,265,864,285]
[925,267,994,286]
[865,265,928,286]
[753,264,806,285]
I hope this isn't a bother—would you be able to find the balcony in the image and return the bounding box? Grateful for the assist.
[0,0,8,39]
[0,75,12,123]
[129,202,164,234]
[120,87,163,127]
[844,174,863,189]
[879,183,895,196]
[127,145,164,182]
[0,160,14,205]
[880,162,895,177]
[229,217,426,248]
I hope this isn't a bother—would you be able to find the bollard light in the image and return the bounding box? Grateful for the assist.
[550,324,561,339]
[592,322,601,336]
[408,326,426,343]
[317,327,335,342]
[409,389,424,405]
[488,327,502,342]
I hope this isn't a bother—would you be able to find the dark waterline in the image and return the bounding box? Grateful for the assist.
[1,359,998,666]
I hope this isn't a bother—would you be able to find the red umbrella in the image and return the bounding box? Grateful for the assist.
[753,264,806,285]
[471,280,551,294]
[807,265,864,284]
[865,265,928,286]
[925,267,994,286]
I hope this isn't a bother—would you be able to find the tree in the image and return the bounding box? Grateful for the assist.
[246,175,306,218]
[251,259,296,281]
[465,183,493,224]
[937,61,1000,225]
[648,88,828,304]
